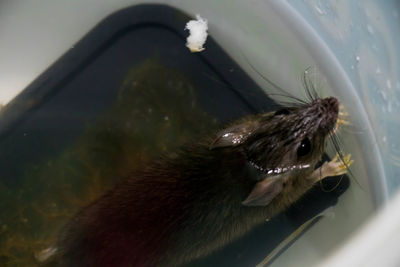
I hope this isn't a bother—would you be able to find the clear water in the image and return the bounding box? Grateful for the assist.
[0,59,218,266]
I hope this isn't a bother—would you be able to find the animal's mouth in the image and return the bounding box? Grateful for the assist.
[248,160,312,179]
[324,97,339,114]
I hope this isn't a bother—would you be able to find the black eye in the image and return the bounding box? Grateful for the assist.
[297,138,311,158]
[274,108,290,116]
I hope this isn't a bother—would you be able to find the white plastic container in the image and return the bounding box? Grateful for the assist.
[1,1,399,266]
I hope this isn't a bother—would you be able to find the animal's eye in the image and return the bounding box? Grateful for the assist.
[274,108,290,116]
[297,138,311,158]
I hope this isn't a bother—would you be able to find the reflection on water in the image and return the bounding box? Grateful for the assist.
[0,59,217,266]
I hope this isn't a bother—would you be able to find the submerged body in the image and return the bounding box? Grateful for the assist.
[51,96,350,266]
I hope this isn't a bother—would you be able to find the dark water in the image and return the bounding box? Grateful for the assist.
[0,6,349,264]
[0,58,349,266]
[0,60,219,266]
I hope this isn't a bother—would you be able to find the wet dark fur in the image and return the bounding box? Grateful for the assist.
[52,97,339,267]
[245,97,338,172]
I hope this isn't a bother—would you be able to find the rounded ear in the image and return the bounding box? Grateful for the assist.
[209,121,259,149]
[242,176,284,206]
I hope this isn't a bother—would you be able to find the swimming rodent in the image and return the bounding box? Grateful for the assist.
[47,96,351,267]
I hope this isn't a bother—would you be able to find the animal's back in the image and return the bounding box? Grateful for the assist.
[56,167,189,267]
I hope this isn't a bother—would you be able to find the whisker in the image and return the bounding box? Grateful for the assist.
[266,93,306,105]
[302,67,320,102]
[330,133,364,190]
[240,51,308,103]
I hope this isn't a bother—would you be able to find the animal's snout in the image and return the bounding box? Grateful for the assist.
[311,97,339,133]
[323,97,339,115]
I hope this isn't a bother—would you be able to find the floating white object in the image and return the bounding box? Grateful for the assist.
[185,15,208,52]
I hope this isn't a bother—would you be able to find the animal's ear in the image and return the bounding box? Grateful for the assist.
[242,176,284,206]
[210,121,259,149]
